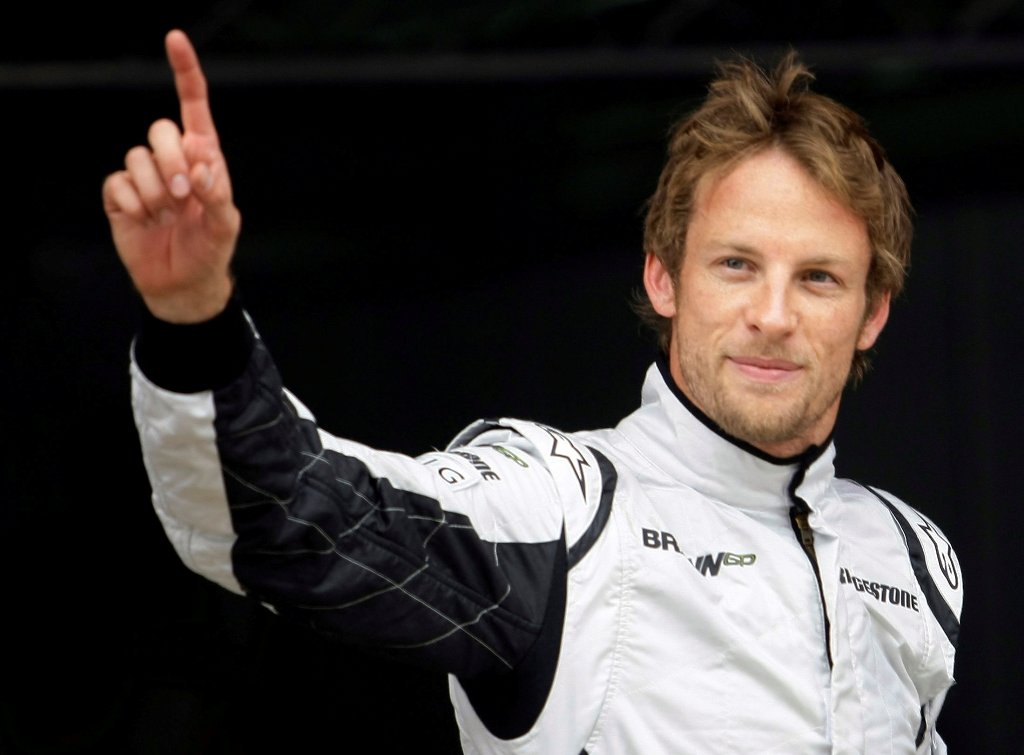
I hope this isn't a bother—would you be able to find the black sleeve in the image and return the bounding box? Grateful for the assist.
[133,290,254,393]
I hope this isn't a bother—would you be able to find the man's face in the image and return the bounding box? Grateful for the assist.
[644,148,890,457]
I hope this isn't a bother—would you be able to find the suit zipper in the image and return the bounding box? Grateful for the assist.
[789,491,834,668]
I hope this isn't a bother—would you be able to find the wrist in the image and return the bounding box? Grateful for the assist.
[141,275,234,324]
[134,286,254,393]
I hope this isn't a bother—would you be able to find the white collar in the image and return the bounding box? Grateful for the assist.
[615,358,837,513]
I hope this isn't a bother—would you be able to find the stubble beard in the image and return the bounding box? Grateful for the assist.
[675,345,846,450]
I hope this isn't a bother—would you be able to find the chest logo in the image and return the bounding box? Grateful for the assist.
[641,528,756,577]
[839,567,920,612]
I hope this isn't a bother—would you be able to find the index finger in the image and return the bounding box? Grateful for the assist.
[165,29,217,138]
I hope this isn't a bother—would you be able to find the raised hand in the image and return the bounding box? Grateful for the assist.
[102,29,241,323]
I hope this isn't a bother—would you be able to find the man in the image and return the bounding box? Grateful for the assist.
[106,29,962,754]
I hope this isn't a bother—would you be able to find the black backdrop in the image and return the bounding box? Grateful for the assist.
[2,8,1023,754]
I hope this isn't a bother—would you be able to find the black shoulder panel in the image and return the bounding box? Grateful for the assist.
[567,448,617,569]
[460,529,568,740]
[866,486,960,650]
[460,447,617,739]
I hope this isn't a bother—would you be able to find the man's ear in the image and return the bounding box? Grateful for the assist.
[643,253,677,318]
[857,291,891,351]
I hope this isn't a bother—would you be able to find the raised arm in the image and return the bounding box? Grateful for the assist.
[102,29,240,323]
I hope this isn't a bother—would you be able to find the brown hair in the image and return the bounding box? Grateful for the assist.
[638,50,913,382]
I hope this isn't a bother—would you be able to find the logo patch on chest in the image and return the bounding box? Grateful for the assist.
[839,566,920,612]
[641,528,756,577]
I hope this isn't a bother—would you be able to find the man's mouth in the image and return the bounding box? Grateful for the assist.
[728,356,803,383]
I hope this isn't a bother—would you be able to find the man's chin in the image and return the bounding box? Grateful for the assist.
[712,395,811,447]
[726,368,806,397]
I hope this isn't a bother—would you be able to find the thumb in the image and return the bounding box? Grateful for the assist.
[189,159,239,236]
[190,160,216,198]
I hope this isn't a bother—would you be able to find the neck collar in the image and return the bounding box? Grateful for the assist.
[616,357,836,512]
[654,354,833,468]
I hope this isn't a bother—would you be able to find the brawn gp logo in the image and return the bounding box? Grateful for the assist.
[641,528,756,577]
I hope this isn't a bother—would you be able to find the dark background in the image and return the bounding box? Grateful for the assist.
[2,2,1022,753]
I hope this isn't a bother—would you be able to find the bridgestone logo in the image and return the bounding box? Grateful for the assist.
[839,567,919,612]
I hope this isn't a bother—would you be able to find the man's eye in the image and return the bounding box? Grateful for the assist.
[806,270,836,284]
[723,258,747,270]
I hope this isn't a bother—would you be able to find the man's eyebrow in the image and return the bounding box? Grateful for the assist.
[801,255,857,268]
[705,240,760,255]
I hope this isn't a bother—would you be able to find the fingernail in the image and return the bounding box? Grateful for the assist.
[170,173,190,198]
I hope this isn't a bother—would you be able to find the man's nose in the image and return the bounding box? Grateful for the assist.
[745,280,797,336]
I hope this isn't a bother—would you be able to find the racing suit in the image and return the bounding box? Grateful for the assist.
[130,294,962,754]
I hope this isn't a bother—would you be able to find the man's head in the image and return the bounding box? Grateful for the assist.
[639,51,912,384]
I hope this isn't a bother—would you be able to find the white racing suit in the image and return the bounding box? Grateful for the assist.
[130,295,962,754]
